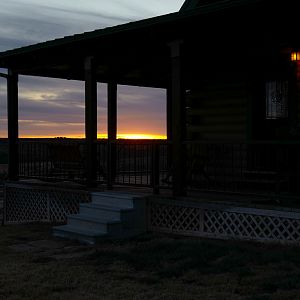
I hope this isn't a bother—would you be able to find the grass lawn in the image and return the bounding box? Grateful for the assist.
[1,224,300,300]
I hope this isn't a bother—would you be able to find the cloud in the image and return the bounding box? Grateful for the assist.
[0,2,131,52]
[0,0,179,137]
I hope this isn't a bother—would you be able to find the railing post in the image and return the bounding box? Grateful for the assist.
[107,140,117,189]
[152,143,160,194]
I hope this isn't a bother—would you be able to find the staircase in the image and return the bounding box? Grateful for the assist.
[53,192,147,244]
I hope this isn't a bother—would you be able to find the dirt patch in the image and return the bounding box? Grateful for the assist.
[1,224,300,299]
[0,164,7,173]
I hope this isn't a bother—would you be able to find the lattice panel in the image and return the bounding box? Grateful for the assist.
[49,190,89,223]
[149,201,203,233]
[204,210,300,242]
[148,198,300,244]
[5,185,90,224]
[5,187,48,223]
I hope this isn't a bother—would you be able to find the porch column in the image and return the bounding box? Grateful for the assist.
[107,82,117,189]
[166,87,173,140]
[169,40,186,196]
[84,57,97,187]
[166,87,173,175]
[7,69,19,181]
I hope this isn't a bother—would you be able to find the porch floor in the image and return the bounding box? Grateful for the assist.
[4,179,300,244]
[12,178,300,213]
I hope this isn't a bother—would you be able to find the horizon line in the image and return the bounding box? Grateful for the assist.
[0,133,167,140]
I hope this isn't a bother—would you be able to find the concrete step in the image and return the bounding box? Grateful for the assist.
[80,203,134,221]
[53,224,106,245]
[53,192,147,244]
[91,192,142,208]
[68,214,121,233]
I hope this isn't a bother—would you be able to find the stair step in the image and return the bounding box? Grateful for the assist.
[53,192,147,243]
[68,214,121,232]
[92,198,133,209]
[92,192,141,200]
[80,203,134,220]
[53,224,106,245]
[91,192,143,208]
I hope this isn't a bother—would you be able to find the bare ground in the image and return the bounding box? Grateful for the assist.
[1,224,300,300]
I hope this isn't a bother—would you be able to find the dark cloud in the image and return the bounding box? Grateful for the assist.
[0,0,136,51]
[0,0,179,137]
[0,75,166,137]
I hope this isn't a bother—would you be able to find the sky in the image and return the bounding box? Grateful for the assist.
[0,0,184,139]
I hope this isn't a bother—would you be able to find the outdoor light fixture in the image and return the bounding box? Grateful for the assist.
[291,51,300,61]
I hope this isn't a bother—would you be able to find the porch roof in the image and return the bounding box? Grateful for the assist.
[0,0,296,88]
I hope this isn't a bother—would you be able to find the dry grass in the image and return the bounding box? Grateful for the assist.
[1,224,300,300]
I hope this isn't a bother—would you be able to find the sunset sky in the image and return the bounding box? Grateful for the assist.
[0,0,184,139]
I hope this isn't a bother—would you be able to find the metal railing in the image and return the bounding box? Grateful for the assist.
[185,141,300,198]
[17,139,300,199]
[18,139,169,190]
[19,139,86,182]
[96,140,168,189]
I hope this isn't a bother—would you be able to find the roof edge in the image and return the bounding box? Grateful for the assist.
[0,0,264,61]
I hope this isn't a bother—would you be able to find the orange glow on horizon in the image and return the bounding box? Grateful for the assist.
[19,133,167,140]
[115,133,166,139]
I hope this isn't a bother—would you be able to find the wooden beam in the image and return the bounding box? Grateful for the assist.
[107,82,117,189]
[7,70,19,181]
[169,40,186,196]
[84,57,97,187]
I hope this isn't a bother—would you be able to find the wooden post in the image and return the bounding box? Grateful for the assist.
[167,87,173,140]
[166,87,173,177]
[85,57,97,187]
[169,40,186,196]
[152,143,160,194]
[7,70,19,181]
[107,82,117,189]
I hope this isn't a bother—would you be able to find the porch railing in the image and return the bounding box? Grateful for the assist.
[18,139,169,189]
[19,139,86,182]
[18,139,300,199]
[185,141,300,198]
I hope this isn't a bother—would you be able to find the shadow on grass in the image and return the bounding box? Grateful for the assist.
[86,234,300,283]
[2,225,300,299]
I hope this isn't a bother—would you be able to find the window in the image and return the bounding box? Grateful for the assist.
[266,80,288,119]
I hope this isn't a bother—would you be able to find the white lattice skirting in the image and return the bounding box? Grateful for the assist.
[4,183,90,224]
[148,198,300,244]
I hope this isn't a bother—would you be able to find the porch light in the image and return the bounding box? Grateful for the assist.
[291,51,300,61]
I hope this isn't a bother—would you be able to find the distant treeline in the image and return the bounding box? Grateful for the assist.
[0,138,167,165]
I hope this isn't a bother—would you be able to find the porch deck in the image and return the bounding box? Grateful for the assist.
[3,179,300,244]
[3,138,300,244]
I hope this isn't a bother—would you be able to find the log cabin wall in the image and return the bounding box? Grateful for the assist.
[296,63,300,124]
[186,78,248,141]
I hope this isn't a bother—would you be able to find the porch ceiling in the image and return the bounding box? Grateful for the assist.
[0,0,298,88]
